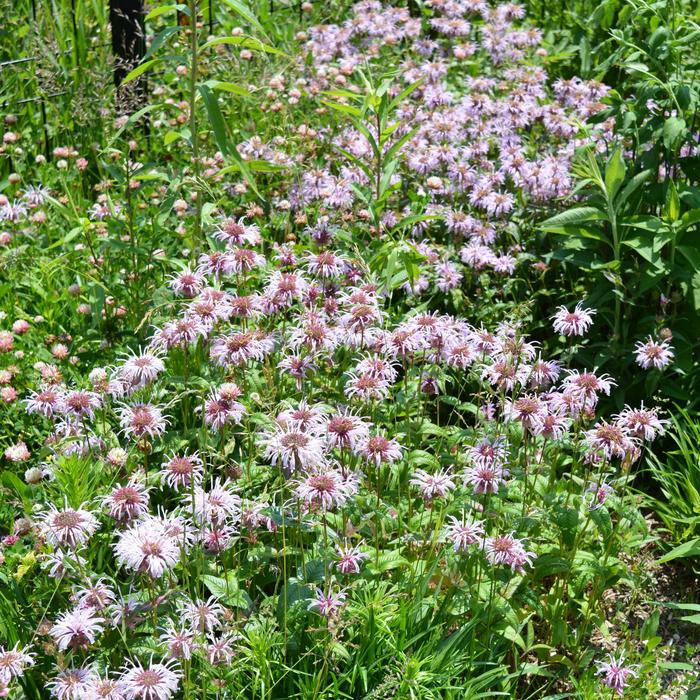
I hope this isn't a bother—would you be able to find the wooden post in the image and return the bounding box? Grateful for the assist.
[110,0,147,114]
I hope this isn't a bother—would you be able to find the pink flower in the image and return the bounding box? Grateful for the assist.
[444,513,484,552]
[40,503,99,548]
[103,477,150,522]
[595,654,637,696]
[119,660,181,700]
[4,441,30,462]
[118,403,169,441]
[634,336,674,369]
[0,644,34,684]
[260,423,326,474]
[484,533,536,573]
[335,542,367,574]
[114,516,181,578]
[309,587,346,618]
[410,468,456,501]
[551,302,596,336]
[295,465,358,510]
[50,606,104,651]
[160,452,204,489]
[357,433,403,466]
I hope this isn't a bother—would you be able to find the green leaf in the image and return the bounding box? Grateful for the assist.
[615,169,652,210]
[203,80,251,97]
[321,100,363,118]
[199,83,229,154]
[219,0,267,37]
[200,35,284,56]
[657,537,700,563]
[540,207,607,229]
[604,147,626,201]
[145,3,190,21]
[202,574,251,608]
[121,58,161,86]
[663,116,687,151]
[665,180,681,222]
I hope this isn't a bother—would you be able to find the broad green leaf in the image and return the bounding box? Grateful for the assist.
[199,83,229,154]
[540,207,607,229]
[203,80,251,97]
[145,4,190,21]
[615,168,651,210]
[321,100,363,118]
[219,0,267,37]
[121,58,161,86]
[604,147,626,201]
[201,35,284,56]
[664,180,681,222]
[657,537,700,563]
[663,116,687,151]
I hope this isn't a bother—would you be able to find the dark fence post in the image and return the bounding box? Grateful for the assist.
[110,0,147,114]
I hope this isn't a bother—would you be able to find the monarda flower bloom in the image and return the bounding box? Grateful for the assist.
[259,422,326,474]
[160,452,204,489]
[288,314,338,354]
[86,675,125,700]
[586,478,615,510]
[160,622,195,661]
[484,533,536,573]
[4,441,30,462]
[119,660,181,700]
[206,634,237,666]
[210,330,274,367]
[613,405,666,442]
[117,349,165,390]
[277,401,327,432]
[354,355,399,384]
[357,433,403,467]
[0,643,34,685]
[295,465,358,510]
[551,302,596,336]
[168,267,204,298]
[74,580,116,611]
[528,355,561,387]
[39,503,99,549]
[305,250,347,278]
[308,587,346,618]
[444,513,485,552]
[325,412,371,451]
[114,516,181,578]
[47,666,96,700]
[178,596,225,634]
[595,654,637,696]
[634,336,674,370]
[118,403,169,441]
[584,421,637,462]
[482,359,530,392]
[344,372,391,402]
[59,389,102,420]
[277,354,316,390]
[50,606,104,651]
[203,384,246,431]
[468,438,507,468]
[530,411,570,440]
[335,542,367,574]
[410,468,456,501]
[103,477,150,522]
[213,216,260,246]
[464,462,509,495]
[502,394,547,429]
[190,478,241,525]
[24,387,62,417]
[561,370,615,408]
